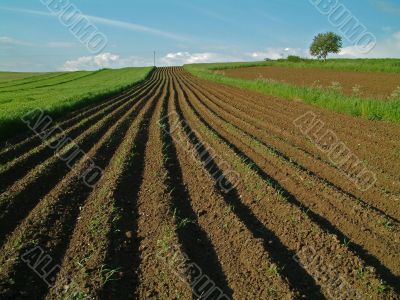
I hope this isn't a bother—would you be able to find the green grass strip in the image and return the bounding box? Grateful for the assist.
[191,58,400,74]
[0,67,154,141]
[184,64,400,123]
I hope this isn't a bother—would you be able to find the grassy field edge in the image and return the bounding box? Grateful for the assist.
[184,64,400,123]
[191,58,400,73]
[0,67,155,141]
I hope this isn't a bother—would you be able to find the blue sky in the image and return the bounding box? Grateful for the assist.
[1,0,400,71]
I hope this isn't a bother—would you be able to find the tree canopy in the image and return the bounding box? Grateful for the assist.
[310,32,342,61]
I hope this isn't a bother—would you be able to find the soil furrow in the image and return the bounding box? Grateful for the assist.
[174,74,326,298]
[179,72,400,257]
[0,76,160,192]
[178,71,400,293]
[174,69,396,298]
[167,73,296,299]
[44,68,167,300]
[0,74,164,299]
[194,73,400,150]
[133,71,193,299]
[0,77,161,245]
[180,71,400,215]
[160,73,234,299]
[0,67,398,299]
[180,72,400,223]
[188,73,400,193]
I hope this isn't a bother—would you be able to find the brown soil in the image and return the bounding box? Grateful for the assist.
[222,66,400,99]
[0,67,399,300]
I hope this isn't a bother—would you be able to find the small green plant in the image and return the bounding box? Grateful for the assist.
[276,189,286,202]
[266,264,279,277]
[177,218,193,229]
[74,256,90,269]
[356,267,365,279]
[69,290,91,300]
[99,265,121,285]
[300,206,310,217]
[378,218,395,231]
[89,217,102,234]
[343,237,351,247]
[257,260,279,278]
[267,287,278,296]
[377,280,388,293]
[222,222,231,232]
[157,226,174,254]
[224,204,235,215]
[289,211,299,224]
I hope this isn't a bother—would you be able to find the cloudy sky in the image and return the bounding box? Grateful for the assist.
[1,0,400,71]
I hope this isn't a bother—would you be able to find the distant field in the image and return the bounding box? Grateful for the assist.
[0,67,154,140]
[223,66,400,99]
[185,59,400,122]
[202,58,400,73]
[0,72,44,83]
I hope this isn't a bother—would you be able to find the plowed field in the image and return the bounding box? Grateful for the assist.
[223,66,400,99]
[0,67,399,300]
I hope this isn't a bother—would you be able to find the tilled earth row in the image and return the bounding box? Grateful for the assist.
[223,66,400,99]
[0,67,399,299]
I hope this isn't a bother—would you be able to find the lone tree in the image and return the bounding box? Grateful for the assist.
[310,32,342,61]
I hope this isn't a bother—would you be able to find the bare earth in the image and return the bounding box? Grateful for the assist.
[223,66,400,99]
[0,67,399,299]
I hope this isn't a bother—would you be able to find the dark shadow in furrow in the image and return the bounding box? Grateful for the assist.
[0,72,163,300]
[99,72,165,300]
[0,71,156,165]
[158,74,233,299]
[174,75,325,299]
[0,75,160,192]
[0,78,160,247]
[181,75,400,226]
[0,104,127,192]
[177,72,400,295]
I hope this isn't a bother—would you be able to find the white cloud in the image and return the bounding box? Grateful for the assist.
[159,49,312,66]
[62,52,153,71]
[160,52,243,66]
[65,51,251,70]
[247,47,310,60]
[338,31,400,58]
[63,53,119,71]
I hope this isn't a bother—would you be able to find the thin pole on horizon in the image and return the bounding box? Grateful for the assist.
[153,51,156,67]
